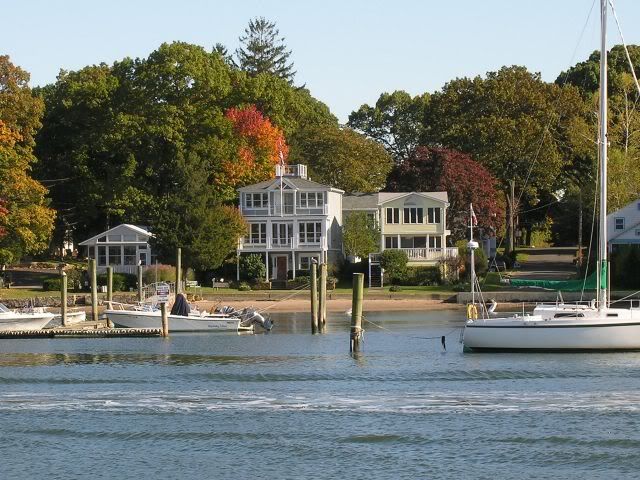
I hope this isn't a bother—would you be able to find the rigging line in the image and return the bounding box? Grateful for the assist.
[581,132,600,301]
[519,198,562,214]
[255,283,312,313]
[514,0,598,210]
[609,0,640,97]
[361,315,460,341]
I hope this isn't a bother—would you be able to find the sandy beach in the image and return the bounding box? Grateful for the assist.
[196,298,462,314]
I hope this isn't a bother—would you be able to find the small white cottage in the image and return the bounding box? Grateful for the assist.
[78,224,154,274]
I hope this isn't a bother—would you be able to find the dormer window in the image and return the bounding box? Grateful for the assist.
[615,217,625,230]
[300,192,323,208]
[245,193,268,208]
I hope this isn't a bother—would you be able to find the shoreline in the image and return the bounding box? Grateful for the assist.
[196,298,462,314]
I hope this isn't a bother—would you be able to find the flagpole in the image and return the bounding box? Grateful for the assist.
[470,204,475,305]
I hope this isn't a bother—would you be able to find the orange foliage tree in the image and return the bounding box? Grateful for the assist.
[214,105,288,199]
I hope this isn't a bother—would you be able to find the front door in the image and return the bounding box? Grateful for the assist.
[276,256,288,281]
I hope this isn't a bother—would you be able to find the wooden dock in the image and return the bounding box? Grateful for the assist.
[0,321,161,339]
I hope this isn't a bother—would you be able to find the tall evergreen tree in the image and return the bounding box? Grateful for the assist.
[236,17,295,83]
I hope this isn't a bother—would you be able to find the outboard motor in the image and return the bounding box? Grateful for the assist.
[239,308,273,331]
[488,299,498,314]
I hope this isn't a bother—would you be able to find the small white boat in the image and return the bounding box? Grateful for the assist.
[0,303,54,331]
[53,310,87,325]
[105,295,272,333]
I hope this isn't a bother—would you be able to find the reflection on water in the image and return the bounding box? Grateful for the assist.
[2,309,640,479]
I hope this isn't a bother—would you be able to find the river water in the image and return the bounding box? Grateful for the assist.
[2,309,640,479]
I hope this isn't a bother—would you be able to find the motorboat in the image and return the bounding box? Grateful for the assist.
[0,303,54,331]
[105,294,273,333]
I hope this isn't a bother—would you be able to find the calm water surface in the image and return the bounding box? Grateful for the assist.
[2,309,640,479]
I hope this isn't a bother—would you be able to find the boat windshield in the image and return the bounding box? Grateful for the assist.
[0,303,10,313]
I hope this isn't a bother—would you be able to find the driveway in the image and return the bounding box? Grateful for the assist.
[510,247,577,280]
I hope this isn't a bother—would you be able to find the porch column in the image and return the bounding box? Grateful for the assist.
[236,254,240,281]
[292,251,296,279]
[265,252,269,281]
[397,234,401,249]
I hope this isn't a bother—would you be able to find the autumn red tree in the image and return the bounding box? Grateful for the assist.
[386,146,504,241]
[214,105,287,198]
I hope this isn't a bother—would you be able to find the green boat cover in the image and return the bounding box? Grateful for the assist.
[510,270,598,291]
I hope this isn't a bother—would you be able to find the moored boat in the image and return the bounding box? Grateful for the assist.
[0,303,54,331]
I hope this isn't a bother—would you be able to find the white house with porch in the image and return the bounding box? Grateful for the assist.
[343,191,458,287]
[78,224,154,274]
[237,164,344,284]
[608,198,640,248]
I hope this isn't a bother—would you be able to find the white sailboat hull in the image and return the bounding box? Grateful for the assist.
[0,312,54,331]
[464,310,640,351]
[106,310,251,332]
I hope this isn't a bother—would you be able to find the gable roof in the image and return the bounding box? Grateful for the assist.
[78,224,153,246]
[343,191,449,210]
[377,191,448,205]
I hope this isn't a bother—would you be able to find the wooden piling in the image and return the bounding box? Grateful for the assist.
[319,263,327,329]
[175,247,182,294]
[350,273,364,352]
[60,271,68,327]
[137,264,143,302]
[161,302,169,337]
[89,258,98,322]
[310,262,318,333]
[107,266,113,305]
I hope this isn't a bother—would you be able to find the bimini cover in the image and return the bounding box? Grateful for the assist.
[170,293,191,316]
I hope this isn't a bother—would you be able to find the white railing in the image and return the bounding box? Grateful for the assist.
[238,237,323,250]
[96,265,153,275]
[240,204,328,217]
[398,247,458,261]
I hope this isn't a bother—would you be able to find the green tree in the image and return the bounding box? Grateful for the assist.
[348,90,429,162]
[236,17,295,83]
[0,57,55,263]
[380,249,408,284]
[342,212,380,258]
[426,66,586,251]
[240,253,266,281]
[289,125,393,193]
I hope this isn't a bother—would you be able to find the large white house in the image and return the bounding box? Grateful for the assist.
[78,224,154,274]
[608,198,640,248]
[236,164,344,283]
[342,191,457,264]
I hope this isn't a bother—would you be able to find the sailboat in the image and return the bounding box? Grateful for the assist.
[463,0,640,351]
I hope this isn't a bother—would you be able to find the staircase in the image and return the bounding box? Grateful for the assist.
[368,253,383,288]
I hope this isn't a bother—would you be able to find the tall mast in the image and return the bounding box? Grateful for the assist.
[470,204,475,305]
[598,0,608,309]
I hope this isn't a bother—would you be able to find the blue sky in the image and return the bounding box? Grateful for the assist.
[3,0,640,122]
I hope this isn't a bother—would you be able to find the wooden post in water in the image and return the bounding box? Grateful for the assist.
[160,302,169,337]
[137,264,143,302]
[107,266,113,306]
[175,247,182,294]
[319,263,327,329]
[60,271,68,327]
[89,258,98,322]
[350,273,364,352]
[310,262,318,333]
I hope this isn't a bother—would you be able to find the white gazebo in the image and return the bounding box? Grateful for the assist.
[78,224,154,274]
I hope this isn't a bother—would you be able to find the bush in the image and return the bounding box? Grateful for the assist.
[380,249,408,284]
[389,285,401,292]
[97,272,137,292]
[396,266,441,286]
[142,264,175,284]
[240,254,266,281]
[288,276,310,289]
[42,278,62,291]
[252,280,272,290]
[65,267,84,291]
[238,282,252,291]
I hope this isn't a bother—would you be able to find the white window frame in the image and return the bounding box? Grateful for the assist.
[245,193,268,208]
[299,255,319,270]
[403,207,424,224]
[385,208,400,224]
[299,222,322,244]
[299,192,323,208]
[615,217,625,230]
[384,236,398,248]
[427,207,442,224]
[429,236,442,248]
[247,223,267,244]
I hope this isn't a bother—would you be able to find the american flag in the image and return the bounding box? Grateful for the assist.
[470,203,478,226]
